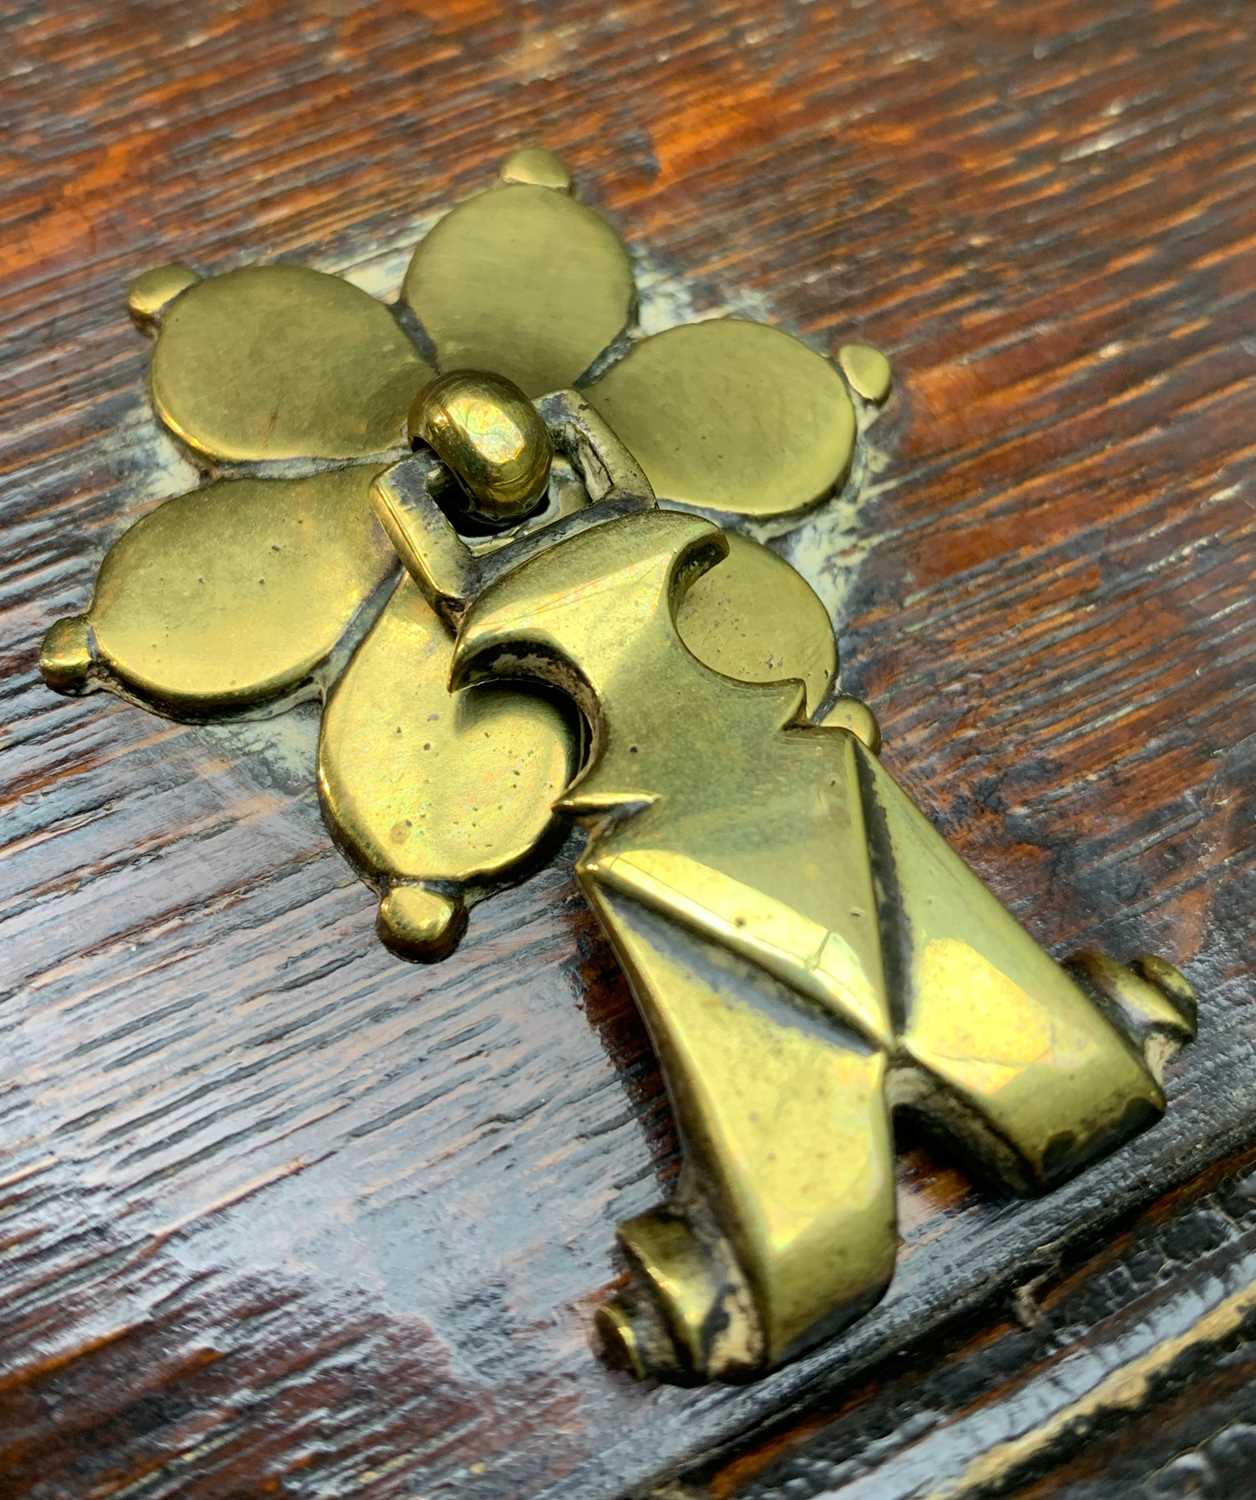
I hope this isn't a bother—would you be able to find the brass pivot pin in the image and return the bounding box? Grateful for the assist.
[409,370,554,527]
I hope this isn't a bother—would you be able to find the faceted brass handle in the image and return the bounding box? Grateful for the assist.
[430,486,1195,1384]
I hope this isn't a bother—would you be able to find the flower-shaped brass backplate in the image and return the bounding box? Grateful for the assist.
[40,147,885,959]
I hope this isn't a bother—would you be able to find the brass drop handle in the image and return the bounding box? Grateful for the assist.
[374,372,1198,1384]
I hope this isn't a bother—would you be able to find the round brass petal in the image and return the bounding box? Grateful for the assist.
[150,266,431,462]
[586,320,856,519]
[402,183,634,397]
[318,576,572,889]
[88,467,397,712]
[676,533,837,714]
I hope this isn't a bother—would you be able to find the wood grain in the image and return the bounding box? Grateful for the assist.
[685,1143,1256,1498]
[1,1,1253,1497]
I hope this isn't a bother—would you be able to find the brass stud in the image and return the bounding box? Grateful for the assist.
[126,263,201,332]
[377,885,467,961]
[39,615,94,693]
[499,146,572,193]
[838,341,893,405]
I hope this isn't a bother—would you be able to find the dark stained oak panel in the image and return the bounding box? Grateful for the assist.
[1,1,1253,1497]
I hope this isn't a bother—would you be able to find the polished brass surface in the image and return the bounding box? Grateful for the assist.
[677,532,837,714]
[409,370,554,525]
[837,340,894,404]
[151,264,432,461]
[41,467,397,713]
[318,575,571,959]
[587,320,857,519]
[403,176,634,397]
[447,501,1195,1384]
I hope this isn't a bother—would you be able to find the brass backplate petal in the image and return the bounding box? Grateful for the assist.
[586,319,856,519]
[318,574,572,895]
[151,265,432,461]
[402,182,635,396]
[74,467,397,713]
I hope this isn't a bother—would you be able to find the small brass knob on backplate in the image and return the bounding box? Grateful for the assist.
[408,369,554,527]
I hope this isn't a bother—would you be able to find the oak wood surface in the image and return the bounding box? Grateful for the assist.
[1,2,1253,1497]
[683,1141,1256,1499]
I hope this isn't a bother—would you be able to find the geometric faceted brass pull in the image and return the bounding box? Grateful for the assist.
[376,375,1196,1385]
[39,147,1196,1386]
